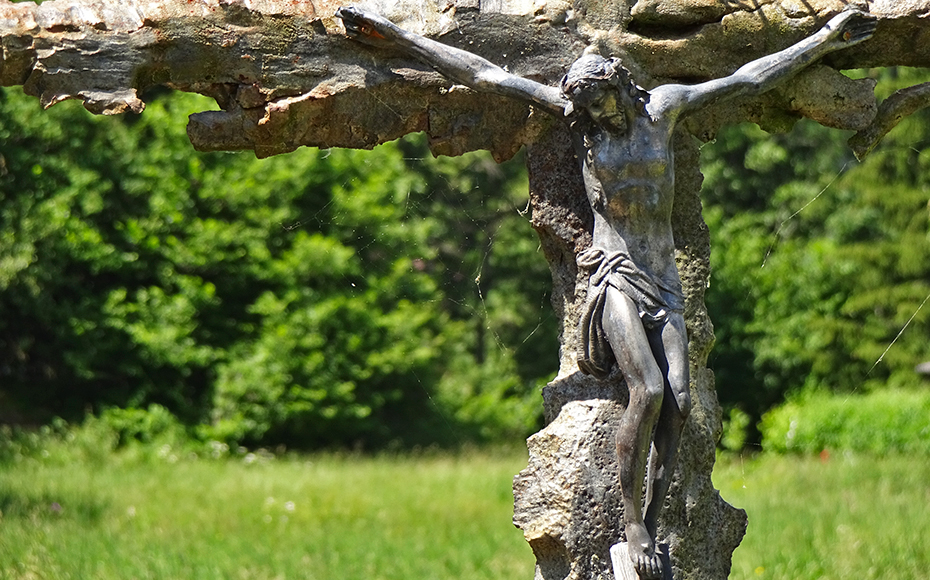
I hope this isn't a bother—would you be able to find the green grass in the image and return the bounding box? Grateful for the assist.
[2,449,928,580]
[714,452,930,580]
[0,450,534,580]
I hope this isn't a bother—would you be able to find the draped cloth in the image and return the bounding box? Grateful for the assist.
[576,247,685,380]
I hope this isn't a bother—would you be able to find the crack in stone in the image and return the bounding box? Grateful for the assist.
[627,0,779,39]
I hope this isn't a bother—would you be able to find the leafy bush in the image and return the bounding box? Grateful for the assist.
[760,389,930,454]
[1,86,554,448]
[720,407,751,452]
[0,405,200,464]
[703,68,930,429]
[90,404,188,447]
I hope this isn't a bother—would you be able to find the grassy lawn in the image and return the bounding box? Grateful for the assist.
[1,449,928,579]
[0,450,534,580]
[714,453,930,580]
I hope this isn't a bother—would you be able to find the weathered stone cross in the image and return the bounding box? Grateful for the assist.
[4,0,930,577]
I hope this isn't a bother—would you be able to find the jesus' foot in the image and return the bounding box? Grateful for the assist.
[626,521,663,579]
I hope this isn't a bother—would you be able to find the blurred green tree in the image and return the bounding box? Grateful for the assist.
[0,86,557,447]
[702,68,930,435]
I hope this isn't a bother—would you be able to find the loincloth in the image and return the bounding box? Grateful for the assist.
[576,247,685,380]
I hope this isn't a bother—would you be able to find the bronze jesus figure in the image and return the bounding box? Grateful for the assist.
[337,7,874,578]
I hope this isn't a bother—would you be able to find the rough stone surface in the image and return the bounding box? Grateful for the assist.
[850,81,930,160]
[5,0,930,157]
[630,0,740,29]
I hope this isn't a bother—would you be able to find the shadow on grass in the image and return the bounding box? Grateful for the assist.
[0,485,109,522]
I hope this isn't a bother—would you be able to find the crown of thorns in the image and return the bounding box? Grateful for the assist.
[560,54,649,117]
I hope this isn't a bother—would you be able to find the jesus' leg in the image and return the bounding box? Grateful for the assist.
[643,311,691,541]
[602,288,665,579]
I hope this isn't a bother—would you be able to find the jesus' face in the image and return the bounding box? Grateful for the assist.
[586,89,628,133]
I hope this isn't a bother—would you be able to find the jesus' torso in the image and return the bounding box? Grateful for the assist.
[574,113,682,293]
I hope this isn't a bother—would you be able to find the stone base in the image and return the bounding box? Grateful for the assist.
[610,542,674,580]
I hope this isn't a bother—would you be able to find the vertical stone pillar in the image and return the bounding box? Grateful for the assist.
[513,124,747,580]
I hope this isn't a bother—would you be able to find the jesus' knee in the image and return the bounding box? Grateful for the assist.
[665,363,691,420]
[675,389,692,420]
[627,370,665,421]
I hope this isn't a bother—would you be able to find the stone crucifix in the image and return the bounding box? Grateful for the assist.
[5,0,927,579]
[336,7,873,579]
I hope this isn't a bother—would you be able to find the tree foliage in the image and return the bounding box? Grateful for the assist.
[702,67,930,428]
[4,66,930,449]
[0,86,557,447]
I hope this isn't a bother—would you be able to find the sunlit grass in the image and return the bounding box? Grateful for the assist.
[3,449,928,579]
[0,450,534,580]
[714,452,930,580]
